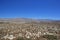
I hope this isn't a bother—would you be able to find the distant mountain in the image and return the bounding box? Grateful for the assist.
[0,18,60,24]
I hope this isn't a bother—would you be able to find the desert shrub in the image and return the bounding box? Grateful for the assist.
[17,37,32,40]
[17,37,24,40]
[25,38,31,40]
[42,35,57,40]
[0,22,10,24]
[0,22,4,24]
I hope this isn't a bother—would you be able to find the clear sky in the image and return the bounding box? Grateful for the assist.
[0,0,60,20]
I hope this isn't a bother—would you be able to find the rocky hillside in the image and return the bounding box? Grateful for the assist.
[0,18,60,40]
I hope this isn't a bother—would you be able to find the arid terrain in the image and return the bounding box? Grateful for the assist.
[0,18,60,40]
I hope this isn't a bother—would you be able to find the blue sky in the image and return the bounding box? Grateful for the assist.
[0,0,60,20]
